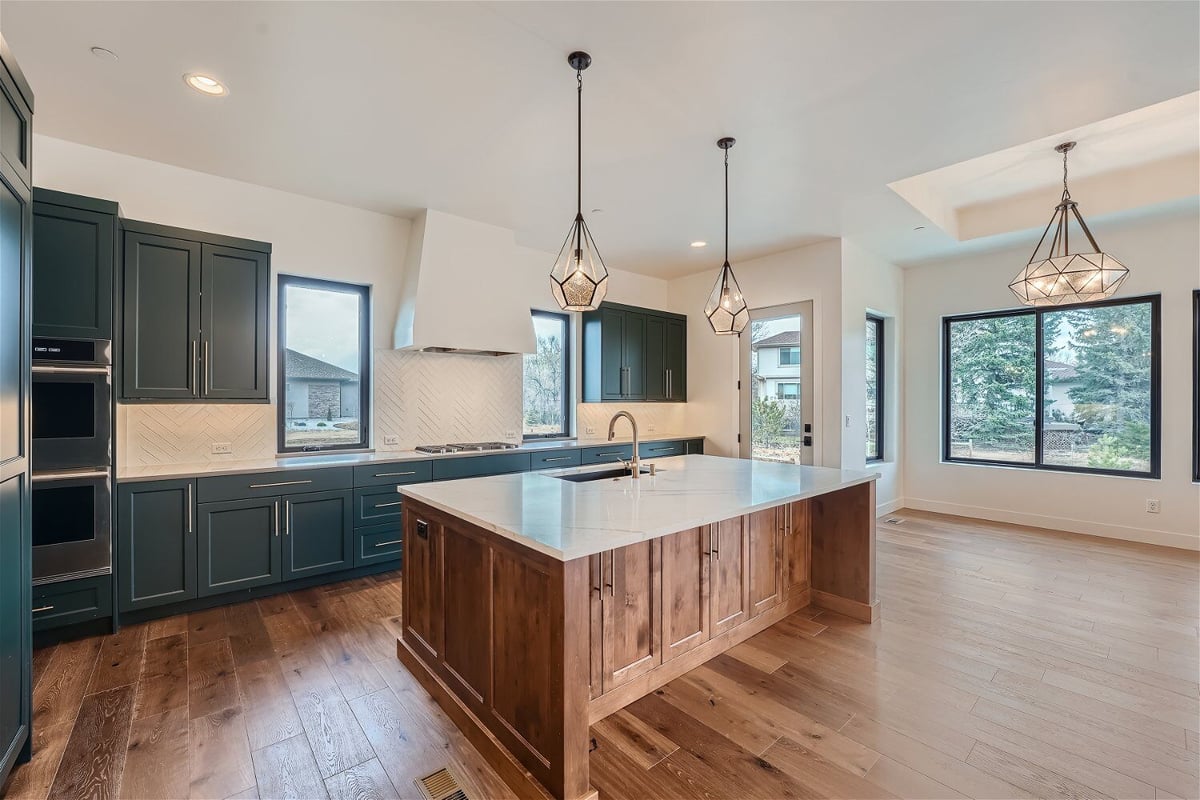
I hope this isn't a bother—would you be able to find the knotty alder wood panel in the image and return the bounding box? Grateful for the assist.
[784,499,811,596]
[710,515,750,635]
[601,538,662,691]
[747,507,784,617]
[811,481,878,621]
[660,527,711,662]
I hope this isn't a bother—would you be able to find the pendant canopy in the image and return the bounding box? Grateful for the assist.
[705,137,748,335]
[1009,142,1129,307]
[550,51,609,312]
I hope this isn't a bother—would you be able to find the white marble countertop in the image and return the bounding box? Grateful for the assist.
[401,454,878,562]
[115,433,704,482]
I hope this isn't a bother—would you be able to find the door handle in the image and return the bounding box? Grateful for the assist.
[203,341,210,396]
[192,339,199,396]
[666,368,672,399]
[283,500,291,535]
[273,500,280,537]
[32,469,110,483]
[374,500,403,508]
[187,483,194,535]
[604,551,615,596]
[373,539,402,547]
[32,365,111,375]
[32,605,54,613]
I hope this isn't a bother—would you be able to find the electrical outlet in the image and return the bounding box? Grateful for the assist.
[1146,499,1160,514]
[504,430,518,440]
[585,425,596,436]
[211,442,232,455]
[647,422,657,432]
[383,435,399,446]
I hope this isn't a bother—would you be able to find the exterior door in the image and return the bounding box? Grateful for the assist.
[197,496,282,596]
[783,499,811,597]
[117,479,196,611]
[601,540,660,691]
[709,517,748,636]
[201,244,269,400]
[281,489,352,580]
[660,527,710,661]
[747,508,783,617]
[740,301,816,465]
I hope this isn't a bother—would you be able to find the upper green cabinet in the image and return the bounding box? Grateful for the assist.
[32,189,118,340]
[120,220,270,402]
[582,302,687,403]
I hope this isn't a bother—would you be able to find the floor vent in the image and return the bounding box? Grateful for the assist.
[415,767,468,800]
[885,517,905,525]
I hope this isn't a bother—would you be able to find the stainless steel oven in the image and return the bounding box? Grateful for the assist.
[31,337,112,471]
[31,470,112,583]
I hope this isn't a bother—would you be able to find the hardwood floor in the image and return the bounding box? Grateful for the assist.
[3,510,1197,800]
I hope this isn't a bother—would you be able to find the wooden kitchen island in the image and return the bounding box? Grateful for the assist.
[397,455,878,800]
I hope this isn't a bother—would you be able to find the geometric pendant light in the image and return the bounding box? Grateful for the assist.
[704,137,749,335]
[1008,141,1129,307]
[550,51,609,312]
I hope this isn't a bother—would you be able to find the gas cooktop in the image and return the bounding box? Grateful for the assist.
[414,441,520,454]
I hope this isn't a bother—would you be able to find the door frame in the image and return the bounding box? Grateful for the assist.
[739,301,816,465]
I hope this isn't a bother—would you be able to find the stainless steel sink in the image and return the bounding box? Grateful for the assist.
[554,466,652,483]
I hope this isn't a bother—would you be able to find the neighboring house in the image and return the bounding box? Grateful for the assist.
[1044,359,1081,418]
[751,330,802,402]
[284,348,360,420]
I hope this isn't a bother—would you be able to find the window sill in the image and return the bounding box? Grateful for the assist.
[941,457,1160,481]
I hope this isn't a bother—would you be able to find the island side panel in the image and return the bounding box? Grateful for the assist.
[809,481,878,621]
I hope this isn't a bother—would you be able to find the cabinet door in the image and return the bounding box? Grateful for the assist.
[32,201,114,340]
[621,311,646,400]
[660,527,709,662]
[403,511,441,659]
[601,540,661,691]
[201,244,269,400]
[710,516,749,635]
[588,554,603,699]
[197,496,281,597]
[282,489,352,581]
[122,232,201,399]
[118,479,196,611]
[644,315,666,401]
[784,500,811,596]
[665,318,686,401]
[747,508,783,617]
[599,307,625,399]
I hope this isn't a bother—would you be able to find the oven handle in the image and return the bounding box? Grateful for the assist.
[32,470,111,483]
[32,365,111,375]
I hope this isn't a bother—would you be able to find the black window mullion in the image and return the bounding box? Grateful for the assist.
[1034,309,1045,468]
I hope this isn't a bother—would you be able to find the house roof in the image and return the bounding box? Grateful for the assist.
[285,349,358,382]
[1045,359,1078,381]
[752,331,800,348]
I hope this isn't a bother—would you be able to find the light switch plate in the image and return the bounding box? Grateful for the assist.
[383,435,399,446]
[211,442,233,455]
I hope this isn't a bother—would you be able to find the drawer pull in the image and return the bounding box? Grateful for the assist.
[374,500,403,508]
[249,479,313,489]
[542,456,573,462]
[375,470,417,478]
[32,605,55,613]
[32,469,110,483]
[595,451,624,458]
[373,539,402,547]
[648,446,676,452]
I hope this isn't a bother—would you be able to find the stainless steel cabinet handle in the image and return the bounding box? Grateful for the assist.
[374,500,403,508]
[542,456,572,462]
[32,605,54,613]
[667,368,672,399]
[192,340,199,395]
[283,500,291,535]
[273,500,280,537]
[596,451,623,458]
[249,479,313,489]
[373,539,402,547]
[187,483,194,535]
[32,365,111,375]
[203,341,210,396]
[32,470,110,483]
[605,551,615,596]
[374,471,416,478]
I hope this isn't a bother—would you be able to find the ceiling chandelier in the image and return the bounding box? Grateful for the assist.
[1008,141,1129,307]
[549,50,609,312]
[704,137,749,335]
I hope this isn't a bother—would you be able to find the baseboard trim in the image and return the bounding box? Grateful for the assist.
[876,497,905,516]
[811,589,879,622]
[902,498,1200,552]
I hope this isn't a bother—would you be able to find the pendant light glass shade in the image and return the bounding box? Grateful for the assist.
[705,137,748,335]
[1009,142,1129,307]
[550,51,609,312]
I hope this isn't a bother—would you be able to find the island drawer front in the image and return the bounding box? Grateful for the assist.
[355,523,402,567]
[354,486,404,527]
[639,440,685,458]
[432,452,531,481]
[580,444,634,465]
[530,449,582,470]
[353,461,432,487]
[198,467,353,503]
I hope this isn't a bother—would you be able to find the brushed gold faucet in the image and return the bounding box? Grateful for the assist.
[607,411,641,479]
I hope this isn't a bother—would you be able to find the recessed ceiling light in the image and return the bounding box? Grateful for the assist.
[90,46,118,62]
[690,241,708,248]
[183,73,228,96]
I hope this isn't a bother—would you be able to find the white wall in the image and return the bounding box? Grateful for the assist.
[903,209,1200,550]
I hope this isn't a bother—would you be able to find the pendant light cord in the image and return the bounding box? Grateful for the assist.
[1061,146,1071,203]
[723,147,730,266]
[576,69,583,218]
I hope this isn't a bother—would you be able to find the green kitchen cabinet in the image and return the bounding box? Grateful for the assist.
[583,303,686,403]
[117,479,196,612]
[281,489,353,581]
[31,189,118,340]
[664,317,687,401]
[197,496,282,596]
[121,220,270,402]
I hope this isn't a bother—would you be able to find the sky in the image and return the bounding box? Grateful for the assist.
[284,284,362,373]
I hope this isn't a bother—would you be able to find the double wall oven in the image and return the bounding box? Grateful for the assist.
[30,337,113,584]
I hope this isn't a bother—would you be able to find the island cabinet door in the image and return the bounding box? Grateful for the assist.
[784,500,811,596]
[660,527,710,661]
[403,511,442,659]
[588,554,603,700]
[600,540,661,691]
[747,507,784,618]
[709,516,749,635]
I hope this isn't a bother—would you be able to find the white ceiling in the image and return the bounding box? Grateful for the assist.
[4,1,1198,277]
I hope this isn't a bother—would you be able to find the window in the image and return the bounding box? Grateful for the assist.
[776,382,800,400]
[944,295,1160,478]
[524,310,570,439]
[277,276,370,453]
[779,346,800,366]
[866,315,884,462]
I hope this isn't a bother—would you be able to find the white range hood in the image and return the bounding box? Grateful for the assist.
[393,209,537,355]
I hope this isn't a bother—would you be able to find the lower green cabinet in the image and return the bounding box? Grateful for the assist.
[117,479,196,612]
[282,489,352,580]
[355,523,402,567]
[32,575,112,633]
[197,496,282,596]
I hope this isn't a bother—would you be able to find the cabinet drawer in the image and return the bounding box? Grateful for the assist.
[686,438,705,455]
[355,523,402,567]
[432,452,531,481]
[353,460,431,487]
[198,466,352,503]
[354,485,405,527]
[33,575,112,632]
[530,449,582,470]
[581,444,634,465]
[639,440,685,459]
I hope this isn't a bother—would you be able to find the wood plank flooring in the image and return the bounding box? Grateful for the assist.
[3,510,1197,800]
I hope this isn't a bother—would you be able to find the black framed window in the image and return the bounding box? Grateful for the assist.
[944,294,1160,478]
[277,275,370,453]
[523,310,570,439]
[1193,290,1199,482]
[866,314,884,462]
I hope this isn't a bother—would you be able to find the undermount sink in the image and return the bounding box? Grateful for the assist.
[554,466,653,483]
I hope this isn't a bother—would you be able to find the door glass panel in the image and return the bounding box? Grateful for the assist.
[749,316,803,463]
[32,382,96,439]
[32,484,96,545]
